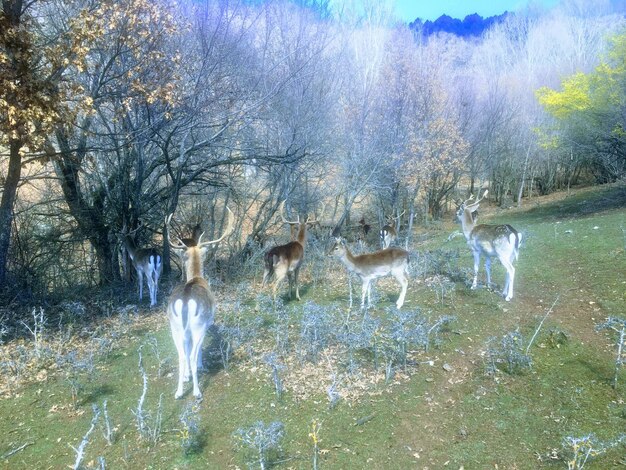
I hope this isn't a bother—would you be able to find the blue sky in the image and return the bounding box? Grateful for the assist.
[394,0,559,22]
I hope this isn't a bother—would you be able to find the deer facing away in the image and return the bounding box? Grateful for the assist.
[165,208,234,399]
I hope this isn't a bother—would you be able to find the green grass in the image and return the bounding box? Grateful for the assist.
[1,184,625,469]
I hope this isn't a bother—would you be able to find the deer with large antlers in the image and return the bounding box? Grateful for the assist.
[262,201,320,302]
[380,211,405,249]
[456,190,521,301]
[165,207,234,399]
[328,237,409,309]
[119,225,162,307]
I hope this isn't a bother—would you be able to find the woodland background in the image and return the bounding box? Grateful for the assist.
[1,0,625,305]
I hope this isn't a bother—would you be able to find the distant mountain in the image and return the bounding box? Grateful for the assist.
[409,12,509,38]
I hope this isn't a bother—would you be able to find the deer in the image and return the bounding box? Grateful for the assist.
[456,189,522,301]
[119,224,162,307]
[328,237,409,309]
[355,217,371,250]
[165,207,234,399]
[262,201,320,303]
[380,211,405,249]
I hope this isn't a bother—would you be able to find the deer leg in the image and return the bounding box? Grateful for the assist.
[272,264,287,302]
[146,274,155,307]
[155,269,160,304]
[287,272,293,299]
[500,259,515,301]
[137,269,144,300]
[484,257,492,288]
[294,267,301,301]
[189,325,207,399]
[181,334,191,381]
[471,250,480,289]
[171,327,187,399]
[361,279,369,309]
[394,270,408,309]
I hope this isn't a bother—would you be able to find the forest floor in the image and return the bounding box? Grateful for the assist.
[0,183,625,469]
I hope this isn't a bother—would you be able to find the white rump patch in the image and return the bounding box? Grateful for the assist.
[188,299,198,317]
[174,299,183,316]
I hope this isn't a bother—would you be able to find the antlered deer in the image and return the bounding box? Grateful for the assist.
[456,190,521,301]
[262,201,320,302]
[165,207,234,399]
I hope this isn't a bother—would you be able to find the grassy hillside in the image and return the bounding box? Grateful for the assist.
[1,184,625,469]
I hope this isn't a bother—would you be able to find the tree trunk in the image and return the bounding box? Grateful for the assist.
[53,134,120,285]
[0,139,23,288]
[517,144,532,208]
[404,182,420,249]
[0,1,25,289]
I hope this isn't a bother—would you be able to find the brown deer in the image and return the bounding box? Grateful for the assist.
[262,201,320,302]
[356,217,371,250]
[456,190,521,301]
[328,237,409,309]
[165,207,234,399]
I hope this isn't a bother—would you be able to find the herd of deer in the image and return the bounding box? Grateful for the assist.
[119,190,521,398]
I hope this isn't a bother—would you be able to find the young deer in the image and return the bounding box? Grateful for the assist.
[328,237,409,309]
[165,207,234,399]
[120,226,162,307]
[456,190,522,301]
[262,201,320,302]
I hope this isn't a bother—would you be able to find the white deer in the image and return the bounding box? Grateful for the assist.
[456,190,522,301]
[165,207,234,399]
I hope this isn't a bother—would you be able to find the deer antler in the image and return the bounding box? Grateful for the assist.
[165,213,188,250]
[392,210,406,220]
[279,200,300,225]
[121,220,143,236]
[197,206,235,247]
[305,201,326,225]
[463,190,488,210]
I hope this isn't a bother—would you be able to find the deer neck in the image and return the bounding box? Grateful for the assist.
[460,208,476,240]
[338,245,357,270]
[296,223,307,246]
[123,236,139,261]
[185,247,204,280]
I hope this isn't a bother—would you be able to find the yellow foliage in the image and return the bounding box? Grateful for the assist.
[537,31,626,126]
[536,73,591,119]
